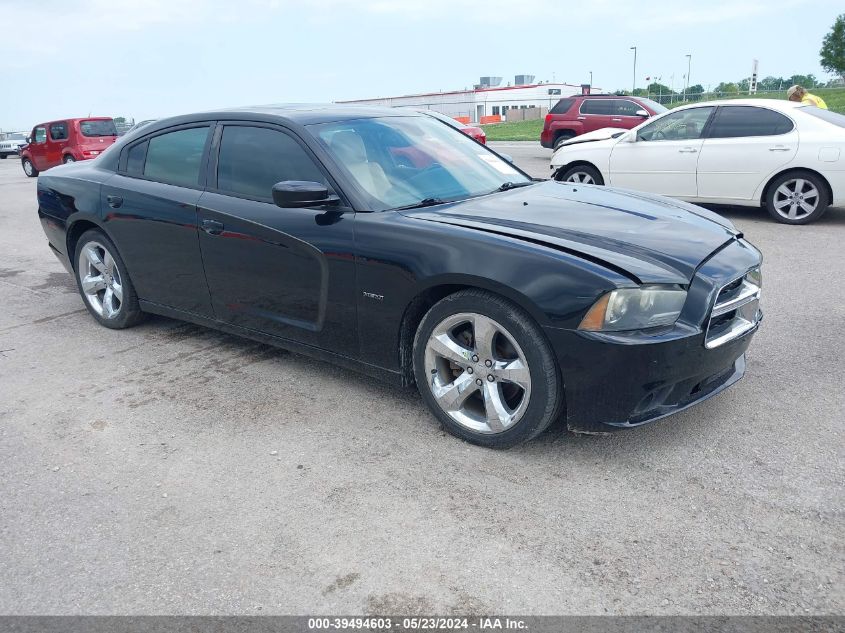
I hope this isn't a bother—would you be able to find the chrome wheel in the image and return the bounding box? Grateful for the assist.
[565,171,596,184]
[22,160,34,176]
[424,312,531,434]
[77,241,123,319]
[772,178,819,221]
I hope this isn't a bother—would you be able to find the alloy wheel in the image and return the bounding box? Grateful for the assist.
[565,171,596,184]
[772,178,819,221]
[423,312,531,434]
[77,241,123,319]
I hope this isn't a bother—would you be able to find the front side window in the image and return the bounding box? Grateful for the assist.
[143,127,209,188]
[49,122,68,141]
[707,106,794,138]
[309,115,529,211]
[637,107,714,141]
[216,126,326,200]
[33,127,47,143]
[614,100,643,116]
[79,119,117,137]
[580,99,615,115]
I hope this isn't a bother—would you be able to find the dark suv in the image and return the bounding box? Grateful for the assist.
[541,95,668,149]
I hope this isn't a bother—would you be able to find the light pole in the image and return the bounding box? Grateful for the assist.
[683,53,692,101]
[630,46,637,94]
[589,71,593,87]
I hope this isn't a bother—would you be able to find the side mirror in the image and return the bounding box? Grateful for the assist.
[26,137,31,144]
[499,153,514,164]
[272,181,339,209]
[635,109,649,117]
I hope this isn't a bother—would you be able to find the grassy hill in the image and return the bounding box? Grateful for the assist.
[482,88,845,142]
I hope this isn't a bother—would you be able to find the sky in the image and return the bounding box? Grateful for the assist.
[0,0,841,131]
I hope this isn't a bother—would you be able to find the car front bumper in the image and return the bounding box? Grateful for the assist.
[544,236,763,433]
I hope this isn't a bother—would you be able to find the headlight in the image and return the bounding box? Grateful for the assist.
[579,286,687,331]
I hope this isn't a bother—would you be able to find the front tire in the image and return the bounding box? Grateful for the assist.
[558,164,604,185]
[22,158,38,177]
[765,171,829,224]
[413,289,563,448]
[0,153,7,159]
[73,230,145,329]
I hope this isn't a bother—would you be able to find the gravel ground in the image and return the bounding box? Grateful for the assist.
[0,146,843,615]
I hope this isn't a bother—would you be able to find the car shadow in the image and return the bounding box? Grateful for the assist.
[700,203,845,226]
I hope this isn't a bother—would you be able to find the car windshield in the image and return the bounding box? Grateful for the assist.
[799,106,845,128]
[79,119,117,137]
[309,116,530,210]
[637,98,669,114]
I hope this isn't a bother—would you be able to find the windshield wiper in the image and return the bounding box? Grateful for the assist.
[392,197,447,211]
[495,181,535,192]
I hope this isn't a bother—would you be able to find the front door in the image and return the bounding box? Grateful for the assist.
[197,123,358,355]
[608,106,715,198]
[46,121,69,167]
[29,126,48,170]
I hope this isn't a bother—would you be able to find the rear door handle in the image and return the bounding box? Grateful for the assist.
[678,147,698,153]
[106,195,123,208]
[769,145,791,151]
[577,116,586,120]
[201,219,224,235]
[611,118,622,121]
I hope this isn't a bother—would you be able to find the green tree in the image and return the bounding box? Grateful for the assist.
[820,13,845,83]
[788,74,818,88]
[714,82,739,94]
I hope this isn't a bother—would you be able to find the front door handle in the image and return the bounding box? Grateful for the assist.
[611,118,622,122]
[577,116,586,120]
[106,195,123,208]
[201,219,224,235]
[678,147,698,153]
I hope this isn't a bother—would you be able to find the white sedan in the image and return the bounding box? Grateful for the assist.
[549,99,845,224]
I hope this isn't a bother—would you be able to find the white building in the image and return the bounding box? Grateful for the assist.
[338,76,590,123]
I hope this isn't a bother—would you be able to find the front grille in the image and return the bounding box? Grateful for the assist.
[705,268,762,349]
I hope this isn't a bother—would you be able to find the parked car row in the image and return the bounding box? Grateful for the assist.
[548,99,845,224]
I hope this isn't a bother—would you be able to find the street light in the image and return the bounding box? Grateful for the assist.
[683,53,692,101]
[630,46,637,94]
[589,70,593,86]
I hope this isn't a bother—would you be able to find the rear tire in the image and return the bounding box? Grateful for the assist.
[553,132,575,150]
[558,164,604,185]
[765,171,829,225]
[73,229,145,329]
[413,289,563,448]
[22,158,38,177]
[63,154,76,164]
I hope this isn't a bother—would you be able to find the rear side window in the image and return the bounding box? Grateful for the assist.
[125,141,148,176]
[580,99,615,115]
[49,122,68,140]
[708,106,794,138]
[550,98,575,114]
[216,126,326,200]
[144,127,210,188]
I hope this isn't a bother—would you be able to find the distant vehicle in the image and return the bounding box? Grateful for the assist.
[419,109,487,144]
[0,132,29,158]
[549,99,845,224]
[123,119,157,136]
[20,118,118,177]
[541,94,667,150]
[36,105,762,448]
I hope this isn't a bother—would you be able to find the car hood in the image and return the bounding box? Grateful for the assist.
[558,127,628,147]
[401,181,740,284]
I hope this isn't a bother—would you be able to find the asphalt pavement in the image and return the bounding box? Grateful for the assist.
[0,146,843,615]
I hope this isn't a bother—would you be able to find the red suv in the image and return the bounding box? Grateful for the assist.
[541,95,667,150]
[21,117,118,177]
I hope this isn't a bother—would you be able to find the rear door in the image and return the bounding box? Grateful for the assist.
[196,122,358,354]
[47,121,69,166]
[103,124,215,316]
[697,105,798,202]
[608,106,715,198]
[578,99,615,134]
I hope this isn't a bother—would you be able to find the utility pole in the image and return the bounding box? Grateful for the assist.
[683,53,692,101]
[589,70,593,87]
[630,46,637,94]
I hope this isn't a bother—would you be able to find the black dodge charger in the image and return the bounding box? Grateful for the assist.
[36,105,763,447]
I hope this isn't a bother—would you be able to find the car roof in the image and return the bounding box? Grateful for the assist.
[672,98,804,112]
[143,104,424,131]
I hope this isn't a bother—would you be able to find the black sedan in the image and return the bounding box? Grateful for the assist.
[36,105,763,448]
